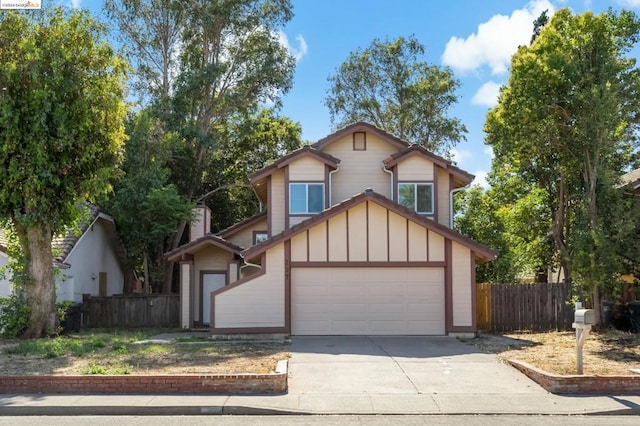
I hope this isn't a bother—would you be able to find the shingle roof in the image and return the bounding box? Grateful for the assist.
[621,168,640,191]
[383,144,475,185]
[312,122,410,150]
[216,210,267,239]
[165,233,244,262]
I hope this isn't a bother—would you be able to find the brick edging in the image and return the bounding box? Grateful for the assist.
[0,360,288,395]
[508,359,640,395]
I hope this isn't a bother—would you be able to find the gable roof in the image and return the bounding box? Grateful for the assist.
[621,168,640,191]
[242,189,498,263]
[0,205,128,269]
[165,233,243,263]
[216,210,267,239]
[248,145,340,185]
[312,122,409,151]
[384,145,475,186]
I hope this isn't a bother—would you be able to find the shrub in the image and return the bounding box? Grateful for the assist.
[0,293,30,338]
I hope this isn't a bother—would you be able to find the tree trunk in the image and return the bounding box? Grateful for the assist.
[552,177,571,283]
[18,223,57,338]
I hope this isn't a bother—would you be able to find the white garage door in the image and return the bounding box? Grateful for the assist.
[291,267,445,335]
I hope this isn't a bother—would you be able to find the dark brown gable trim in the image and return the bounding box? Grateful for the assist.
[284,167,290,229]
[345,209,350,262]
[267,178,272,237]
[290,261,446,268]
[312,122,409,151]
[386,210,390,262]
[433,163,439,224]
[445,239,453,334]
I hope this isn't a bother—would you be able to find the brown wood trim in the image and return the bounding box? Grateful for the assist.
[449,170,454,227]
[209,326,288,334]
[285,240,291,334]
[267,177,272,237]
[290,261,447,268]
[405,218,410,262]
[433,164,439,224]
[324,165,330,209]
[386,210,390,262]
[284,167,290,229]
[445,238,453,334]
[345,209,350,262]
[426,230,430,262]
[392,165,398,201]
[470,250,477,331]
[326,217,330,261]
[353,131,366,151]
[199,270,226,326]
[366,201,370,262]
[306,229,310,262]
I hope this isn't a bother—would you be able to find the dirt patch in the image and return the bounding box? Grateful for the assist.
[466,329,640,376]
[0,332,288,376]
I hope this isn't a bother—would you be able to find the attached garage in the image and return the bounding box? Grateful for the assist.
[291,267,445,335]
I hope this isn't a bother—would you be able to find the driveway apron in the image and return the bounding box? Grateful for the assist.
[288,336,546,395]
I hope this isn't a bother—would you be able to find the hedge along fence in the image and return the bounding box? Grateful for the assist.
[82,294,179,328]
[477,282,574,332]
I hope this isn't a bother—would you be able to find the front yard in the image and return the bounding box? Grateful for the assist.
[467,329,640,376]
[0,329,287,376]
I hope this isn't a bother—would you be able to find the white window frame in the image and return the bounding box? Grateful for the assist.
[398,182,434,215]
[289,183,325,214]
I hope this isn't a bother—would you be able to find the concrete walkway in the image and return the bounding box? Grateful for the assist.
[1,335,639,416]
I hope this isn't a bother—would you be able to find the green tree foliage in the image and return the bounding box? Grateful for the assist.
[484,8,640,319]
[105,110,192,293]
[0,8,127,337]
[325,35,466,156]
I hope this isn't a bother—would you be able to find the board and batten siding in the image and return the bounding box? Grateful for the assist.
[289,200,445,263]
[213,245,285,328]
[225,217,268,248]
[192,246,234,322]
[396,156,434,181]
[322,133,398,206]
[451,241,473,327]
[437,168,451,227]
[270,170,286,235]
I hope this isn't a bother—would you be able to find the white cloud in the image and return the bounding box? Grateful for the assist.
[483,146,494,159]
[442,0,555,75]
[472,81,502,107]
[277,31,308,62]
[451,148,472,164]
[71,0,82,8]
[472,170,489,188]
[616,0,640,7]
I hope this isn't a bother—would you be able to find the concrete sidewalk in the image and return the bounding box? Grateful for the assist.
[1,392,640,416]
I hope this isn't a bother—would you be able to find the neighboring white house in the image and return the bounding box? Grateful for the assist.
[0,242,11,298]
[0,205,127,302]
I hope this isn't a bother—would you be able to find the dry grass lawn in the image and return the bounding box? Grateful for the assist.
[0,330,288,376]
[466,329,640,376]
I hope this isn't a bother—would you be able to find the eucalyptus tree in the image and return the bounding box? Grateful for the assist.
[326,35,466,156]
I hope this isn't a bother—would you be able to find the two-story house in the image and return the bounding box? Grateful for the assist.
[166,122,497,335]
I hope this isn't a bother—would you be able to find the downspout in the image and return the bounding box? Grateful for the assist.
[239,254,263,275]
[328,165,340,206]
[382,163,394,200]
[253,186,263,212]
[450,184,471,228]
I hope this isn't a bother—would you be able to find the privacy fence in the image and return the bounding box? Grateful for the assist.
[477,282,574,332]
[82,294,179,328]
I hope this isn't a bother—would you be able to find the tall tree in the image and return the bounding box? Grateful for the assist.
[0,9,127,336]
[325,35,466,156]
[485,8,640,320]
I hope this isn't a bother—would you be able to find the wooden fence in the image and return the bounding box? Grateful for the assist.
[82,294,179,328]
[477,282,574,332]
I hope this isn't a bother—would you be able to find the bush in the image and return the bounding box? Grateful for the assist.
[0,293,30,338]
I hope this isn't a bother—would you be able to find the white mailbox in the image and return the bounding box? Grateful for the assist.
[574,309,596,325]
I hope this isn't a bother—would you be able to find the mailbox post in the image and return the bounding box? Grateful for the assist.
[572,308,595,374]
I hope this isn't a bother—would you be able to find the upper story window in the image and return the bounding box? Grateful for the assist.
[398,183,434,215]
[290,183,324,214]
[253,231,268,245]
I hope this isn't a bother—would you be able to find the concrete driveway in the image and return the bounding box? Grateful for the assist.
[288,336,546,395]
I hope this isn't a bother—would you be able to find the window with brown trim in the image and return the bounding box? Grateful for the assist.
[253,231,268,245]
[353,131,366,151]
[398,182,434,214]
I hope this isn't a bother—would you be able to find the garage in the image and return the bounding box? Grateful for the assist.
[291,266,445,335]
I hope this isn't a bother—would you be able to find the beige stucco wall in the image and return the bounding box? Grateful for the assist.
[288,156,325,181]
[270,170,286,235]
[192,245,234,322]
[437,167,450,227]
[225,217,268,248]
[347,202,367,261]
[451,241,473,327]
[322,133,398,205]
[368,202,388,261]
[396,156,434,181]
[214,244,285,328]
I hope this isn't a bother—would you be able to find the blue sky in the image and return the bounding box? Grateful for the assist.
[66,0,640,187]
